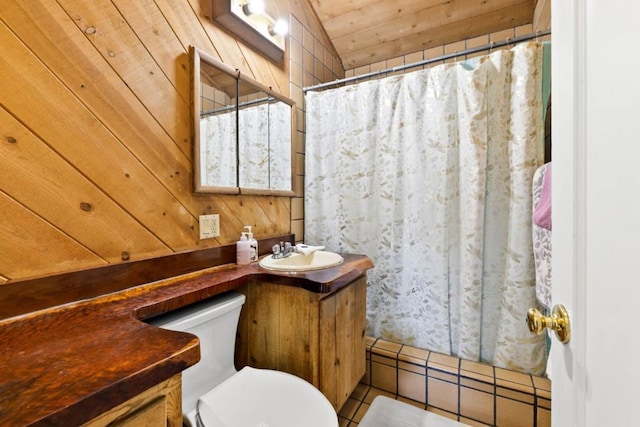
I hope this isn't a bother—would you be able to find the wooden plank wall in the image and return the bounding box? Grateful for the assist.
[533,0,551,32]
[0,0,337,282]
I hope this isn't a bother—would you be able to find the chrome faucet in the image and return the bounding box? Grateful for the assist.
[271,241,293,258]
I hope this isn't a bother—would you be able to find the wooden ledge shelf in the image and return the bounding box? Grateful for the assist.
[0,237,373,425]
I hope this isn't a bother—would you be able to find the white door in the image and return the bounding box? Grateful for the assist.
[552,0,640,425]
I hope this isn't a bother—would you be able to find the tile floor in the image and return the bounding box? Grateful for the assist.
[337,337,551,427]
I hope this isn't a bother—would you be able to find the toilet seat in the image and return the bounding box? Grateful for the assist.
[196,366,338,427]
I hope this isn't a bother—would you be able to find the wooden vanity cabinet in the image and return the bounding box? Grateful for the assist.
[83,374,182,427]
[235,276,367,410]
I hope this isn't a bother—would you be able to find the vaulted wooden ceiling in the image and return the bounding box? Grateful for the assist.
[307,0,535,69]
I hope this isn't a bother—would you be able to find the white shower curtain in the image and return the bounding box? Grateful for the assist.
[200,109,236,187]
[238,103,270,189]
[268,101,293,191]
[305,43,547,375]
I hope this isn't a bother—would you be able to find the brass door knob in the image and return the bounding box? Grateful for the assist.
[527,304,571,344]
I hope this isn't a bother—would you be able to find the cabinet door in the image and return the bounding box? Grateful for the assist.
[83,374,182,427]
[236,277,367,410]
[236,282,319,382]
[319,277,367,410]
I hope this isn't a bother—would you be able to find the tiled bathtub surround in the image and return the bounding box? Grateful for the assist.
[341,337,551,427]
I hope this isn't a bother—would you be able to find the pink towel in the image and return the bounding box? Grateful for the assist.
[533,163,552,230]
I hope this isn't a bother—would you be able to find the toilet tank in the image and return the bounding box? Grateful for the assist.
[148,291,246,417]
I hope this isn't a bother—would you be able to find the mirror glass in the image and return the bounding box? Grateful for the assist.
[192,46,294,195]
[199,59,238,189]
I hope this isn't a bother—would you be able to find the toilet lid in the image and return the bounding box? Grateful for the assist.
[197,366,338,427]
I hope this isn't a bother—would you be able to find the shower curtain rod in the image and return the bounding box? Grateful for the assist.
[201,95,277,117]
[303,29,551,93]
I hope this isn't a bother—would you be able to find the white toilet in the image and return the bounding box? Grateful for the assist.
[149,291,338,427]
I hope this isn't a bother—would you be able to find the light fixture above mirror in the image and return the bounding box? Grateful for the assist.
[212,0,288,63]
[242,0,264,15]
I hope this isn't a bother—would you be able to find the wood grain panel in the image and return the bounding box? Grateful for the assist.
[321,0,452,40]
[0,21,199,251]
[154,0,224,59]
[309,0,381,21]
[266,199,291,235]
[340,1,534,68]
[0,191,104,279]
[533,0,551,31]
[239,45,289,96]
[82,374,182,427]
[277,285,314,379]
[201,195,289,243]
[334,282,356,405]
[346,277,366,403]
[234,283,251,368]
[331,0,526,51]
[111,0,192,104]
[1,2,197,211]
[0,106,170,262]
[235,274,368,408]
[247,282,280,369]
[319,277,367,409]
[308,0,536,69]
[58,0,191,157]
[319,290,338,405]
[251,196,292,236]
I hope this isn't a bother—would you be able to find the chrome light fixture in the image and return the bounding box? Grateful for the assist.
[212,0,288,63]
[242,0,265,16]
[269,19,288,36]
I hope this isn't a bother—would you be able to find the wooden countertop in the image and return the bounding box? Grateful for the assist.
[0,253,373,426]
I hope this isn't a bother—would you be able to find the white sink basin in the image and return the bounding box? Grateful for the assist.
[259,251,344,272]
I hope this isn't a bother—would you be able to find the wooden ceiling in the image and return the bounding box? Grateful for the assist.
[307,0,535,69]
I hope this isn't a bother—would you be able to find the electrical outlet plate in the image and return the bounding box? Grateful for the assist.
[199,214,220,239]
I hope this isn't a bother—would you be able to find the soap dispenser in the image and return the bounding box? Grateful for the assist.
[244,225,258,262]
[236,232,251,265]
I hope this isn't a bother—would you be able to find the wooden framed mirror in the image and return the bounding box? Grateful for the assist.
[191,46,294,195]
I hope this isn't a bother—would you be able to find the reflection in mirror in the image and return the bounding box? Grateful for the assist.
[199,64,238,188]
[268,100,293,191]
[237,79,269,190]
[236,79,292,191]
[191,46,294,195]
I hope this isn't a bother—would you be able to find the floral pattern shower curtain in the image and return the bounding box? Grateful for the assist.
[305,43,547,375]
[200,109,236,187]
[266,101,292,191]
[238,103,270,189]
